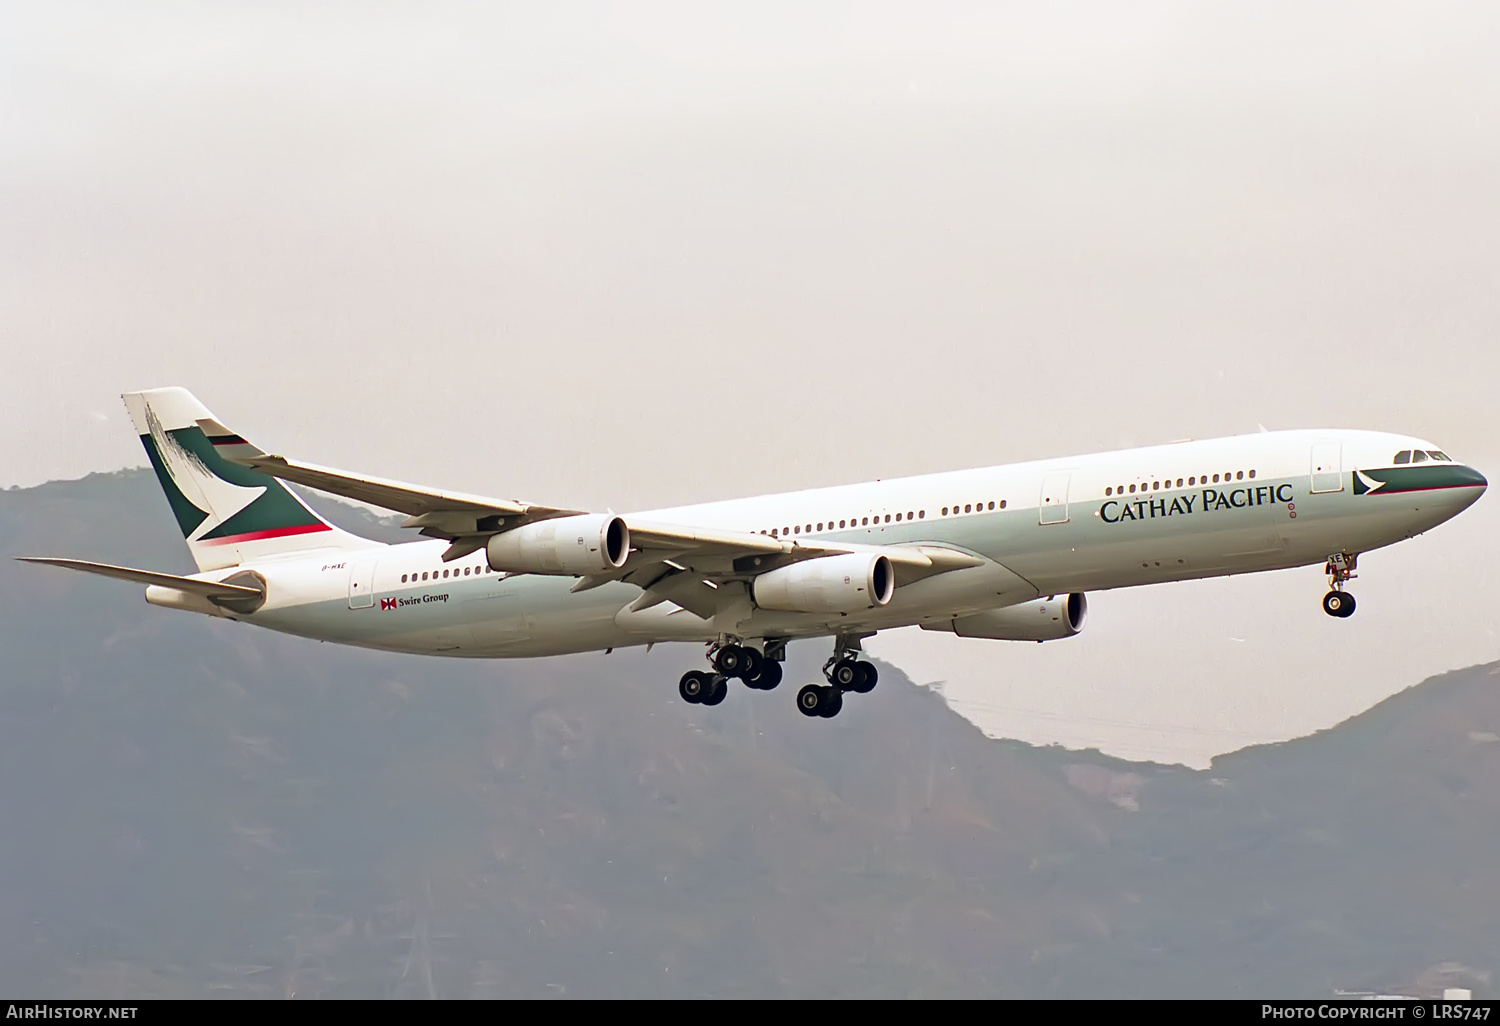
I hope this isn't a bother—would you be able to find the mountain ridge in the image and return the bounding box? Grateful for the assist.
[1,470,1493,998]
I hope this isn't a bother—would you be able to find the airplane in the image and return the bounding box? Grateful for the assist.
[19,387,1488,719]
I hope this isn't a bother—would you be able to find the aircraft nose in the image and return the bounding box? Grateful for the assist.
[1451,464,1487,506]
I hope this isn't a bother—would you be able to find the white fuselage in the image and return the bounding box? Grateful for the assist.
[159,428,1485,658]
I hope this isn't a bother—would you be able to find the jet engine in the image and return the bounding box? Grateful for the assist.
[486,514,630,575]
[753,552,895,614]
[922,593,1087,642]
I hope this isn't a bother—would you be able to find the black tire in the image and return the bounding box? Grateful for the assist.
[701,674,728,706]
[739,647,763,682]
[797,684,823,717]
[747,659,782,691]
[849,661,876,694]
[1337,593,1357,618]
[831,659,859,689]
[1322,591,1353,618]
[679,670,709,704]
[818,687,843,718]
[714,645,745,677]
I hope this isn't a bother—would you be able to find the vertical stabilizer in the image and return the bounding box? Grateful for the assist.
[123,387,377,571]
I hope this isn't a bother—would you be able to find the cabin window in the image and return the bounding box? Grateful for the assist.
[816,522,823,531]
[860,517,867,526]
[1248,470,1256,479]
[918,510,925,518]
[1412,450,1430,463]
[1000,500,1007,509]
[1212,474,1219,483]
[964,503,972,512]
[793,525,800,534]
[907,510,914,520]
[884,514,890,523]
[401,574,408,583]
[1105,488,1112,497]
[422,572,429,581]
[1429,451,1451,461]
[1234,471,1242,480]
[1188,477,1195,486]
[895,513,903,522]
[942,506,950,514]
[1128,484,1136,494]
[1176,478,1183,487]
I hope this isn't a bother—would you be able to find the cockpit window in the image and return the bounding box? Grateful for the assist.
[1428,450,1451,461]
[1393,450,1412,464]
[1411,450,1430,463]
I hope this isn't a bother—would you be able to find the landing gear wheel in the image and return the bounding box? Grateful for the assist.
[746,659,782,691]
[714,645,747,677]
[738,647,763,682]
[1322,591,1356,618]
[797,684,823,717]
[700,674,728,705]
[830,659,860,689]
[679,670,711,704]
[818,687,844,718]
[849,662,877,694]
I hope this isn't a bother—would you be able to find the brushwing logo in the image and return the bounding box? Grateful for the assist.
[144,404,265,540]
[380,598,397,611]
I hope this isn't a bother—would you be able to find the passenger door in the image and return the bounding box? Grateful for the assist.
[1310,443,1343,494]
[347,553,377,609]
[1039,473,1071,525]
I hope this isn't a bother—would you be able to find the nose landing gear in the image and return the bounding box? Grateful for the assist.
[1322,553,1358,618]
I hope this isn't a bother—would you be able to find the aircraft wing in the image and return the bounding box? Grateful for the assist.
[227,451,986,611]
[225,451,586,544]
[588,526,986,619]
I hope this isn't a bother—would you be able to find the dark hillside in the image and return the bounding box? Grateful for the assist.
[0,472,1493,997]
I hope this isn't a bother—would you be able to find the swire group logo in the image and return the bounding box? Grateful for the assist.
[380,598,397,611]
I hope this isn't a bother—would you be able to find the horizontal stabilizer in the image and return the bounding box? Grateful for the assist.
[16,557,262,599]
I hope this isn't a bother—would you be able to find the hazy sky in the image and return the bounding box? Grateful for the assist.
[4,2,1497,765]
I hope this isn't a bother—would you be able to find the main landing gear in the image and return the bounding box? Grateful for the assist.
[675,635,877,719]
[677,641,784,708]
[795,638,878,720]
[1322,552,1358,618]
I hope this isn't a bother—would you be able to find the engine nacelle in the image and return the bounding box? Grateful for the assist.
[922,593,1087,642]
[486,514,630,575]
[753,552,895,614]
